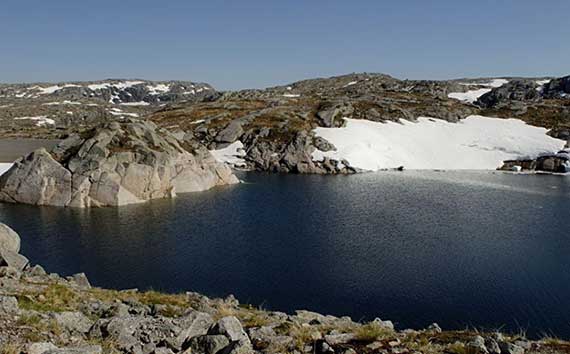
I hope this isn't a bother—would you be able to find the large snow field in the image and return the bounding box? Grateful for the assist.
[312,116,566,171]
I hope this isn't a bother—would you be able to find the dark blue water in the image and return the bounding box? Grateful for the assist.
[1,171,570,338]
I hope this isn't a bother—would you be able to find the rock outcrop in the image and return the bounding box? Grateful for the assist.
[500,149,570,173]
[542,75,570,99]
[476,80,542,108]
[0,120,238,207]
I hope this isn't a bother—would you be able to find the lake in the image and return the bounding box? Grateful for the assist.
[1,171,570,338]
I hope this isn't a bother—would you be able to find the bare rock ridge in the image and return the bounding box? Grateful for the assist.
[0,120,238,207]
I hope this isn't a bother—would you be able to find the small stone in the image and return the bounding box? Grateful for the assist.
[27,264,47,277]
[25,342,58,354]
[484,338,500,354]
[467,336,488,354]
[373,318,394,330]
[52,311,94,334]
[324,333,356,345]
[498,342,525,354]
[427,323,442,333]
[45,346,102,354]
[388,338,401,347]
[183,335,230,354]
[0,266,22,279]
[208,316,249,343]
[71,273,91,289]
[0,295,19,314]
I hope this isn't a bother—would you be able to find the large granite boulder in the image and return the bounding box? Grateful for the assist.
[0,120,239,207]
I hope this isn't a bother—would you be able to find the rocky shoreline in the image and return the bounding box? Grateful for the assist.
[0,120,238,208]
[1,224,569,354]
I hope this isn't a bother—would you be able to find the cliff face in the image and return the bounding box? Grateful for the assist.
[0,120,238,208]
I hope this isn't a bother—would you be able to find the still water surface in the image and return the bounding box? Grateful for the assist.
[1,171,569,337]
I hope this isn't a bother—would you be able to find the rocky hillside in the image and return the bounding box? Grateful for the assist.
[1,74,569,174]
[0,120,238,207]
[0,80,218,139]
[1,223,569,354]
[151,74,569,173]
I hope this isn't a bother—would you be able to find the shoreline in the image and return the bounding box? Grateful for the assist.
[2,224,570,353]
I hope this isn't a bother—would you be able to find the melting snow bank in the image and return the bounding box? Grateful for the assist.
[209,141,247,168]
[0,163,13,177]
[312,116,566,171]
[448,79,508,103]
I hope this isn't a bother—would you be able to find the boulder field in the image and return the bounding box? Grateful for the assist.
[0,120,238,207]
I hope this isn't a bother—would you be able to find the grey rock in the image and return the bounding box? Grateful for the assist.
[498,342,525,354]
[52,311,94,334]
[208,316,249,343]
[324,333,356,345]
[485,338,501,354]
[467,335,489,354]
[373,318,394,330]
[183,334,230,354]
[170,311,214,350]
[0,265,22,279]
[0,295,19,314]
[0,223,20,253]
[27,264,47,277]
[427,323,442,333]
[25,342,58,354]
[316,102,354,127]
[477,80,541,108]
[215,121,244,143]
[0,248,29,271]
[0,148,72,206]
[44,346,102,354]
[542,75,570,99]
[152,348,174,354]
[0,120,238,207]
[71,272,91,289]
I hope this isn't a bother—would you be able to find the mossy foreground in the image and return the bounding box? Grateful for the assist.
[1,266,569,354]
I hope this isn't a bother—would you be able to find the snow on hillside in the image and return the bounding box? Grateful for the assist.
[448,79,509,103]
[0,163,13,176]
[210,141,247,167]
[312,116,565,171]
[14,116,55,126]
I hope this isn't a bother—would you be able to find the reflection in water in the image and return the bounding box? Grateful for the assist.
[1,171,570,338]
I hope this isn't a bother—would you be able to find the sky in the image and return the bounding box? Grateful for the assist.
[0,0,568,90]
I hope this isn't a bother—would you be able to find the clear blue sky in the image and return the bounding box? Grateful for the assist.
[1,0,568,90]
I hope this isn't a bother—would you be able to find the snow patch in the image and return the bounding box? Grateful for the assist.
[14,116,56,126]
[210,141,247,168]
[120,101,150,106]
[448,88,492,103]
[312,116,565,171]
[147,84,170,95]
[33,84,80,95]
[43,100,82,106]
[449,79,509,103]
[0,163,13,177]
[88,81,144,91]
